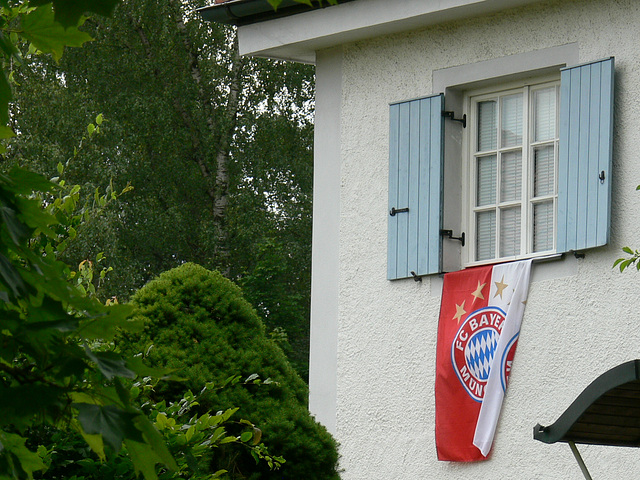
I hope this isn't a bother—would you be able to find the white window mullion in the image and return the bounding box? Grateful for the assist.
[495,97,502,260]
[553,84,560,252]
[497,91,524,259]
[522,86,531,255]
[470,98,479,263]
[553,137,559,252]
[474,97,499,262]
[530,83,559,253]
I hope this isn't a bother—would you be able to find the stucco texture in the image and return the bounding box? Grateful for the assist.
[330,0,640,478]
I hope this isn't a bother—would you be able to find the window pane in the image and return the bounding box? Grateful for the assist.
[534,145,555,197]
[501,94,523,148]
[500,207,521,257]
[501,150,522,202]
[477,155,496,206]
[476,211,496,261]
[533,201,554,252]
[534,87,556,142]
[478,101,497,151]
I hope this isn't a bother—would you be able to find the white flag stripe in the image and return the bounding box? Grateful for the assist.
[473,259,532,456]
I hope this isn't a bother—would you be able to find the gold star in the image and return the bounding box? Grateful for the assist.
[471,281,486,303]
[494,275,508,299]
[453,301,467,324]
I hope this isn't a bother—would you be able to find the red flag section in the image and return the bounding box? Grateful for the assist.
[435,265,492,462]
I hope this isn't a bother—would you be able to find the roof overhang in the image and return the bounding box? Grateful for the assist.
[199,0,547,63]
[198,0,356,27]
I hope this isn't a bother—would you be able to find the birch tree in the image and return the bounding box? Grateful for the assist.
[8,0,315,376]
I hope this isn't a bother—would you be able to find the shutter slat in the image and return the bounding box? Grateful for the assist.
[388,94,443,279]
[586,64,602,246]
[387,104,400,278]
[557,70,571,252]
[397,102,411,276]
[408,101,421,271]
[428,96,444,274]
[576,64,591,250]
[566,67,581,250]
[597,59,614,246]
[557,57,614,252]
[418,99,431,274]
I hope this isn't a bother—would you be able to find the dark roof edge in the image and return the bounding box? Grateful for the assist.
[198,0,354,27]
[533,359,640,445]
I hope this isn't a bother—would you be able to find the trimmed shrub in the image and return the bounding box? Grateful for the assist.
[119,263,340,480]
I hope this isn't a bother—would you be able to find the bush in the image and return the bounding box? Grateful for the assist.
[119,263,340,480]
[31,382,281,480]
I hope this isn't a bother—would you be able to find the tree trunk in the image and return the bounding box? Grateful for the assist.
[130,2,244,272]
[213,34,242,227]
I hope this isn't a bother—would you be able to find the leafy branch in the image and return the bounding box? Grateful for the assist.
[0,3,176,478]
[614,185,640,272]
[614,246,640,272]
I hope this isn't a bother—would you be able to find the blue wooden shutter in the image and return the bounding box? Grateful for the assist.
[388,94,444,279]
[557,57,614,252]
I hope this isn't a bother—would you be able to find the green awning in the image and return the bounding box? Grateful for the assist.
[534,359,640,446]
[533,360,640,479]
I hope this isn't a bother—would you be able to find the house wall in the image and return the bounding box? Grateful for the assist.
[315,0,640,478]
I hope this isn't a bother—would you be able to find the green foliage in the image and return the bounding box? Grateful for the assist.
[1,166,278,480]
[1,1,299,479]
[614,185,640,271]
[119,264,340,480]
[147,381,284,479]
[19,5,92,62]
[613,246,640,272]
[0,1,99,124]
[0,3,181,478]
[29,0,119,28]
[0,167,181,480]
[24,113,131,302]
[33,380,283,480]
[7,0,316,379]
[37,115,131,247]
[229,113,314,378]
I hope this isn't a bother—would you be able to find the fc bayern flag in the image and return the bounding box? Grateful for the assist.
[435,259,532,461]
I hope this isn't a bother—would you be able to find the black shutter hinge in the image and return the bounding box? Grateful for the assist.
[390,207,409,216]
[442,111,466,128]
[441,229,465,246]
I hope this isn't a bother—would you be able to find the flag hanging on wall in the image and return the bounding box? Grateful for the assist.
[435,259,532,461]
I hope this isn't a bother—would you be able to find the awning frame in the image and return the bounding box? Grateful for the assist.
[534,359,640,479]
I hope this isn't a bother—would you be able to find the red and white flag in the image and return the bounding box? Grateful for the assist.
[435,259,532,461]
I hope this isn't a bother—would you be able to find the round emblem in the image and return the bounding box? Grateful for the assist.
[451,306,506,402]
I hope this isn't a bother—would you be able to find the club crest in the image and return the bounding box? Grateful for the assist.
[451,306,506,402]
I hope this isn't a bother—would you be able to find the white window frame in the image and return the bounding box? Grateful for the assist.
[431,43,579,273]
[462,75,561,266]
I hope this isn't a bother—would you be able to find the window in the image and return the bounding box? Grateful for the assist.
[387,57,614,280]
[467,80,560,264]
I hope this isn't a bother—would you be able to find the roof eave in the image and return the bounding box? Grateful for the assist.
[197,0,353,27]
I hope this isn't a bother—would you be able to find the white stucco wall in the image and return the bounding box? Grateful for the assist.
[314,0,640,478]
